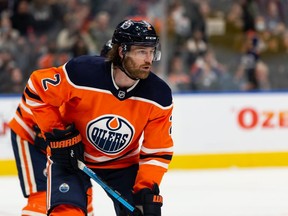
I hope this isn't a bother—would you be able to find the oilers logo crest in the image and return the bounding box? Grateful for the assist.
[86,115,134,154]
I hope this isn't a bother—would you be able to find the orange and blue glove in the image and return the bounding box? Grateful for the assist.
[133,183,163,216]
[45,124,84,171]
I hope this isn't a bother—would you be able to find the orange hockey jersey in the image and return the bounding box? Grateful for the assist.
[23,56,173,191]
[9,97,37,144]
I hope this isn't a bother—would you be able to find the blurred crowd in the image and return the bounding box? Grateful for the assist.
[0,0,288,93]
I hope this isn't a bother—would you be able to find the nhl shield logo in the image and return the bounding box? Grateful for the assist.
[86,115,134,154]
[118,90,126,99]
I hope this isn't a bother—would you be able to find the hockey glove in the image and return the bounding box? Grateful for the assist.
[33,125,47,153]
[133,183,163,216]
[45,124,84,171]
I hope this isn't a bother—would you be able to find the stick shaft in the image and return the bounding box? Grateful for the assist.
[78,160,137,213]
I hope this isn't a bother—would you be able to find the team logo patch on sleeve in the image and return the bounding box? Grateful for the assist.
[86,115,134,154]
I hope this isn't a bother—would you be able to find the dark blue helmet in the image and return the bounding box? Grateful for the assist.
[112,19,161,61]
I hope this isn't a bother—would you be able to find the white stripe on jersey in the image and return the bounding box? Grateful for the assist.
[20,100,33,114]
[25,98,46,107]
[141,146,173,154]
[22,210,46,216]
[14,114,35,140]
[130,96,173,110]
[16,135,37,195]
[139,159,169,169]
[85,148,140,163]
[28,79,37,93]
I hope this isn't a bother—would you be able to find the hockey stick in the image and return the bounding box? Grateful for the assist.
[77,160,142,216]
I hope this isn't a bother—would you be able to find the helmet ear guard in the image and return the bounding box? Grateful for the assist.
[121,44,129,55]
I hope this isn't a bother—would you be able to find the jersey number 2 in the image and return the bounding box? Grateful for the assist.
[42,74,61,91]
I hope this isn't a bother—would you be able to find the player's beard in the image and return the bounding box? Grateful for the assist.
[123,56,151,80]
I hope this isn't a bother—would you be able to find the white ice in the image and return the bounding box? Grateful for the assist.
[1,168,288,216]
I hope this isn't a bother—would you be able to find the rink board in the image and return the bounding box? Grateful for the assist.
[1,93,288,175]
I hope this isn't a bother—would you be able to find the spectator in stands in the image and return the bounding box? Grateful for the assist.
[186,29,208,66]
[169,0,191,46]
[9,66,25,93]
[30,0,62,37]
[240,0,259,33]
[37,41,69,69]
[182,0,209,42]
[190,49,229,91]
[0,0,9,13]
[71,35,89,57]
[263,0,286,35]
[56,7,95,55]
[239,31,261,90]
[0,11,20,54]
[10,0,34,36]
[56,15,82,52]
[255,60,270,90]
[167,52,191,92]
[282,30,288,53]
[88,11,114,54]
[0,47,24,93]
[233,59,271,91]
[226,1,244,31]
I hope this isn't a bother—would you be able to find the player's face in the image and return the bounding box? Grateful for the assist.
[123,46,154,79]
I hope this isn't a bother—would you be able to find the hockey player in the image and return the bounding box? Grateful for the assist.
[21,19,173,216]
[8,42,112,215]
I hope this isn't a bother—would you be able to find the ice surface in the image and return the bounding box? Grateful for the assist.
[1,168,288,216]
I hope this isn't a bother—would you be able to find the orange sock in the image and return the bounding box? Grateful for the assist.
[22,191,47,215]
[87,187,94,215]
[49,187,94,216]
[49,204,85,216]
